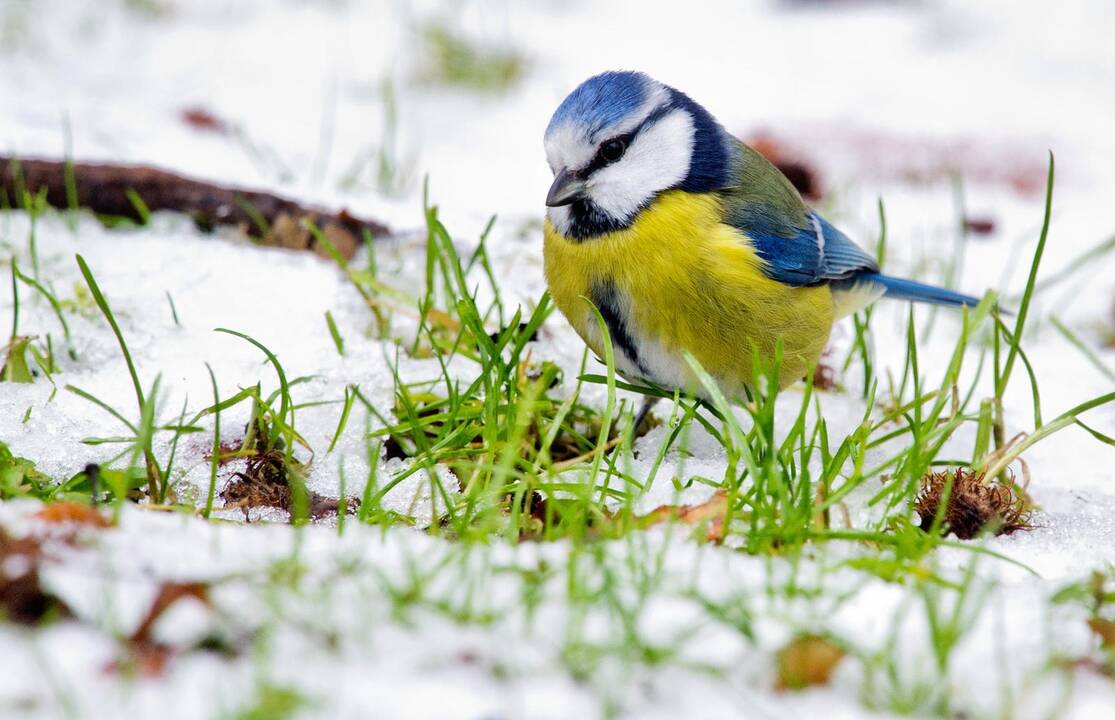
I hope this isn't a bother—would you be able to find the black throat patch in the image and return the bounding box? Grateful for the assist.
[564,199,635,241]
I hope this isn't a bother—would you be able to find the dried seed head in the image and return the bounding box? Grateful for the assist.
[915,468,1033,540]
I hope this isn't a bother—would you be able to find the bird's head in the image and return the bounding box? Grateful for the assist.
[544,71,734,240]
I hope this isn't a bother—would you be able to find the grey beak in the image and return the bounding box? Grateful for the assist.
[545,168,587,207]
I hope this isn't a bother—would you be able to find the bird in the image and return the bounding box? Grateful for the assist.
[542,70,983,404]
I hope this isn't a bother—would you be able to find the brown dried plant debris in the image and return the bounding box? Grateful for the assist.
[0,529,71,625]
[914,468,1033,540]
[775,634,846,691]
[963,215,997,236]
[179,107,229,134]
[220,450,288,511]
[811,351,841,392]
[220,451,354,521]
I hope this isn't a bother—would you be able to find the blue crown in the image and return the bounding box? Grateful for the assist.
[545,71,653,141]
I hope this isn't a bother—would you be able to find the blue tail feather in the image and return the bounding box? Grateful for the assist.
[859,272,982,309]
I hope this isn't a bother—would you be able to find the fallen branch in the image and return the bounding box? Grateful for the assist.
[0,156,390,260]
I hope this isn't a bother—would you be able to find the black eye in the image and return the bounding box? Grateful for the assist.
[600,138,626,163]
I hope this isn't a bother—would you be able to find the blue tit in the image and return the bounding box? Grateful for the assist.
[542,71,981,396]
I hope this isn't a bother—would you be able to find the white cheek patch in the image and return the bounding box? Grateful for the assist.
[588,110,695,222]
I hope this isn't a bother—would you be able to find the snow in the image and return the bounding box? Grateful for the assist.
[2,0,1115,718]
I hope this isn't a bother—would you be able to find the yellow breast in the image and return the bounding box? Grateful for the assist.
[543,191,835,394]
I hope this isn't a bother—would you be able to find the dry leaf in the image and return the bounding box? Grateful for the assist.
[642,490,729,542]
[963,216,997,236]
[775,634,846,691]
[269,212,311,250]
[179,107,229,134]
[1088,618,1115,648]
[131,582,211,646]
[313,222,360,261]
[0,529,70,624]
[34,502,111,528]
[107,582,213,678]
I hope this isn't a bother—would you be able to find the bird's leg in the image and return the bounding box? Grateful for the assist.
[632,396,661,437]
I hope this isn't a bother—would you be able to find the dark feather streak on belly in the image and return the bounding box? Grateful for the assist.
[590,280,650,377]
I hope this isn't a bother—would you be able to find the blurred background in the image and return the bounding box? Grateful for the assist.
[0,1,1110,216]
[1,0,1113,327]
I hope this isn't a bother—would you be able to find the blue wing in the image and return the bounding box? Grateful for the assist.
[737,209,983,315]
[745,211,878,286]
[721,139,985,312]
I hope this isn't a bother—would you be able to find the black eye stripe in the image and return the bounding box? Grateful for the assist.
[579,101,676,178]
[581,133,633,176]
[634,102,674,133]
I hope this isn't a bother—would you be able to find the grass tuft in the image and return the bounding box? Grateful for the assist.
[418,22,526,92]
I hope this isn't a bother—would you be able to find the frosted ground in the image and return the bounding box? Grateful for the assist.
[2,1,1115,718]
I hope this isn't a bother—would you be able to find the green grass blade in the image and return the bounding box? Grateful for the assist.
[75,254,146,412]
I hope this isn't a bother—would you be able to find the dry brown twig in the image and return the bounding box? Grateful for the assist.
[0,156,390,260]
